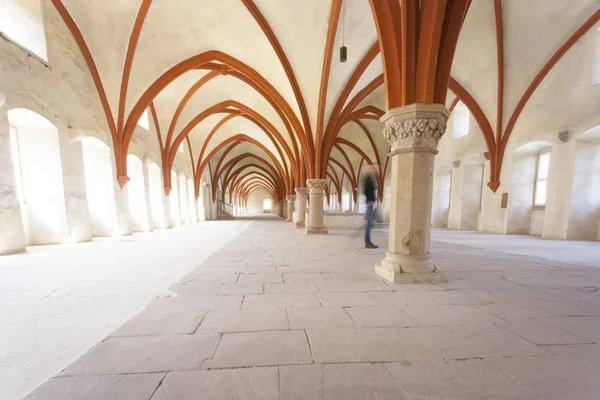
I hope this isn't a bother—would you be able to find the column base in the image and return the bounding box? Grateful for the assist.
[295,221,305,228]
[305,225,328,235]
[375,252,447,284]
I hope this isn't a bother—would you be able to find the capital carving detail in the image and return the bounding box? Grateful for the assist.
[286,195,296,201]
[295,187,309,197]
[383,117,447,145]
[306,179,327,194]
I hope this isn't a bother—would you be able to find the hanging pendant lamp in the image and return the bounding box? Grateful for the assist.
[340,0,347,63]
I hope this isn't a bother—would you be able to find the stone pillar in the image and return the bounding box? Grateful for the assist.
[0,102,26,254]
[113,179,133,236]
[286,195,295,222]
[163,190,173,228]
[142,159,155,230]
[295,188,308,228]
[59,128,92,242]
[306,179,328,234]
[544,135,576,239]
[374,104,448,284]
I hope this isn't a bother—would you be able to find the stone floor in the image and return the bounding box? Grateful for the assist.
[432,228,600,269]
[12,218,600,399]
[0,221,250,400]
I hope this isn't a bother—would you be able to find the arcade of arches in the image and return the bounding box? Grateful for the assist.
[3,1,600,399]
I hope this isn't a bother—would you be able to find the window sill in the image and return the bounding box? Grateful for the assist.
[532,205,546,211]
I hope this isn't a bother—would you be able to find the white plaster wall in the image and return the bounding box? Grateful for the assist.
[60,131,92,243]
[542,139,576,239]
[14,117,69,244]
[461,164,484,231]
[431,168,451,228]
[380,169,392,223]
[506,155,536,234]
[247,189,271,215]
[81,138,117,237]
[0,2,196,249]
[446,162,483,231]
[447,165,463,230]
[479,160,509,234]
[568,141,600,240]
[0,0,48,61]
[0,106,26,254]
[529,210,545,236]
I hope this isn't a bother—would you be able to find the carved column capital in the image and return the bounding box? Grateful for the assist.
[306,179,327,194]
[286,194,296,201]
[381,104,449,156]
[295,187,309,197]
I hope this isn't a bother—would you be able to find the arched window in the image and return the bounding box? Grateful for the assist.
[263,198,272,212]
[452,101,470,140]
[592,27,600,85]
[0,0,48,61]
[534,152,551,206]
[137,109,149,130]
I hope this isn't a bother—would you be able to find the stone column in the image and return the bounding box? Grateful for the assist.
[163,190,173,228]
[306,179,328,234]
[286,195,295,222]
[295,188,308,228]
[142,159,155,230]
[113,179,133,236]
[0,101,26,254]
[375,104,448,284]
[59,128,92,242]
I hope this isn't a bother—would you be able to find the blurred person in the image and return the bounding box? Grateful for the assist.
[362,165,378,249]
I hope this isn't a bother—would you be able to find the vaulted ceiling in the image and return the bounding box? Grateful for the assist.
[49,0,600,201]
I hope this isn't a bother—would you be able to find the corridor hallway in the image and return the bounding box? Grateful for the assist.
[16,218,600,400]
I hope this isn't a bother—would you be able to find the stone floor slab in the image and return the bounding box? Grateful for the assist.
[474,301,556,319]
[287,307,356,329]
[536,316,600,342]
[217,282,264,295]
[265,282,319,294]
[307,328,442,363]
[196,308,289,333]
[237,266,277,274]
[236,273,283,284]
[316,292,379,307]
[463,289,537,303]
[497,317,591,345]
[386,359,538,400]
[204,330,313,368]
[536,300,600,316]
[169,281,223,297]
[399,304,503,326]
[409,324,549,359]
[368,291,448,306]
[345,306,418,327]
[283,273,337,282]
[61,335,220,375]
[315,281,393,293]
[280,363,410,400]
[144,295,243,314]
[151,368,279,400]
[543,343,600,366]
[111,307,206,336]
[278,365,324,400]
[23,373,165,400]
[486,355,600,400]
[242,293,321,309]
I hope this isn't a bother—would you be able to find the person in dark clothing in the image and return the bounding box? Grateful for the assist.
[362,165,378,249]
